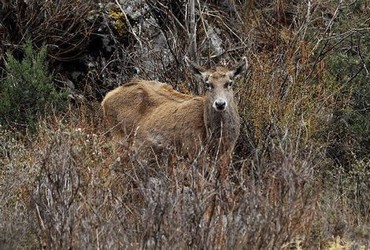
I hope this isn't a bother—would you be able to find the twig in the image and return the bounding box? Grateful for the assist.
[188,0,197,62]
[114,0,143,49]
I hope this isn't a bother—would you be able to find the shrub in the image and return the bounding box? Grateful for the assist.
[0,40,67,130]
[323,1,370,164]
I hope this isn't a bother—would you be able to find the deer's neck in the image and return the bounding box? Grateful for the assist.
[204,101,240,149]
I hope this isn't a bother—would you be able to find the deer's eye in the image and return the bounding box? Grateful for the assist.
[205,82,213,90]
[224,81,233,89]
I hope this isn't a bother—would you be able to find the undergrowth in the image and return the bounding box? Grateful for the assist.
[0,109,320,249]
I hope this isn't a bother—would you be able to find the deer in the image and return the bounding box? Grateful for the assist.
[101,57,248,175]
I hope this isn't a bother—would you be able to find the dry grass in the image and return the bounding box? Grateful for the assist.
[1,0,96,61]
[0,106,320,249]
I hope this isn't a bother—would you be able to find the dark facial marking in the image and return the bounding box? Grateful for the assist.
[205,81,213,91]
[224,80,233,89]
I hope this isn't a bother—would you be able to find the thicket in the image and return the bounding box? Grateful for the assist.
[326,4,370,162]
[0,41,67,130]
[0,0,369,249]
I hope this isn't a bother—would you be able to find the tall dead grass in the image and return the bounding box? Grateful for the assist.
[0,104,321,249]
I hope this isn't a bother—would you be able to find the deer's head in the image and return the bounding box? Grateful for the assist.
[185,57,248,112]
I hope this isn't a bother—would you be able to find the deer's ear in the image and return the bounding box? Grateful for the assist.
[185,56,208,81]
[229,57,248,79]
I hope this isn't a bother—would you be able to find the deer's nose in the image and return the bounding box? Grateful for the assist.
[214,99,227,111]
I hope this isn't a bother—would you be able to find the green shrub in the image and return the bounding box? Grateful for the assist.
[0,41,67,130]
[327,3,370,161]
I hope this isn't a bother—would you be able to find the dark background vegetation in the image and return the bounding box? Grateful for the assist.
[0,0,369,249]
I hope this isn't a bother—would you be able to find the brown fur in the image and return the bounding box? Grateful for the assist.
[101,58,248,162]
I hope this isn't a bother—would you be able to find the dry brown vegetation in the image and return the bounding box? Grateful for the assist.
[0,0,369,249]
